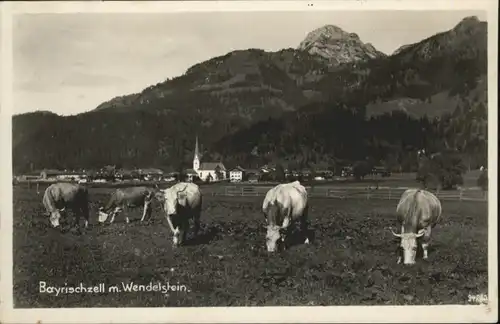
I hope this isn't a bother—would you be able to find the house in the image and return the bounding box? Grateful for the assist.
[260,164,275,174]
[139,168,164,181]
[229,166,245,182]
[192,136,227,182]
[341,166,353,177]
[247,173,259,183]
[244,169,263,182]
[371,166,391,177]
[115,169,138,181]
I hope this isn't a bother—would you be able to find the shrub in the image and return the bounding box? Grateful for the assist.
[417,152,466,190]
[477,170,488,191]
[352,161,372,180]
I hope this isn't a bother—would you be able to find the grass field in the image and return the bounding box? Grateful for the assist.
[12,186,489,307]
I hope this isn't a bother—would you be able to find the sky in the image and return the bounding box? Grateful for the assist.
[12,10,487,116]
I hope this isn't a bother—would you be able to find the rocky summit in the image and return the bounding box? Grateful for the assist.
[298,25,386,65]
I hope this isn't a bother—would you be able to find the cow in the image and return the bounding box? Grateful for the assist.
[42,182,90,229]
[390,188,443,265]
[155,182,202,247]
[262,180,310,252]
[98,186,155,224]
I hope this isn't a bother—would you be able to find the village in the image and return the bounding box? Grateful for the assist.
[13,137,392,185]
[13,162,392,186]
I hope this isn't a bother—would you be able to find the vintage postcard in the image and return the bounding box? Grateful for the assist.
[1,0,498,323]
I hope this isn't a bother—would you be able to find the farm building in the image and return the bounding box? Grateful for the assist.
[115,169,139,181]
[244,169,261,183]
[229,166,246,182]
[138,168,164,181]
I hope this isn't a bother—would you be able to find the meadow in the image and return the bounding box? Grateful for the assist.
[12,185,488,307]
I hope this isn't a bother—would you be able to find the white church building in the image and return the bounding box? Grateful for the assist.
[188,137,227,182]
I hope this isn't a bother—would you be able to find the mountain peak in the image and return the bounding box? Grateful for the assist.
[302,25,357,43]
[458,15,480,24]
[298,24,385,65]
[453,15,484,32]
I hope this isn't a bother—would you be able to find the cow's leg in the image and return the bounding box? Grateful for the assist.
[74,208,86,230]
[140,200,151,222]
[124,207,130,224]
[300,207,310,244]
[181,225,188,244]
[81,202,90,229]
[166,215,181,247]
[420,226,432,260]
[119,206,129,224]
[193,208,201,238]
[110,207,121,224]
[279,204,293,249]
[72,208,80,228]
[396,245,402,264]
[179,216,189,245]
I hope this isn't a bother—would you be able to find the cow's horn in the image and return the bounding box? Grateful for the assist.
[59,207,65,212]
[390,228,402,238]
[416,230,425,238]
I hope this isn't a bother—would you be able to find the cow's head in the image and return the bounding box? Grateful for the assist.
[391,228,424,265]
[154,190,166,207]
[164,185,189,216]
[266,225,284,252]
[264,203,288,252]
[49,208,64,228]
[98,207,110,223]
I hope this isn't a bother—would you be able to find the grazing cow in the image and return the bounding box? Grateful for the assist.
[98,186,155,224]
[156,182,202,247]
[262,181,310,252]
[42,182,90,229]
[390,188,443,265]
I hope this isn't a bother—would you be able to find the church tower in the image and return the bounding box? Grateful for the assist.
[193,136,200,171]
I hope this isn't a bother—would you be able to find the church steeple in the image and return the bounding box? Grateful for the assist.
[194,136,200,159]
[193,135,200,171]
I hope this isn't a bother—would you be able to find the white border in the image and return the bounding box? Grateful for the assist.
[1,1,498,323]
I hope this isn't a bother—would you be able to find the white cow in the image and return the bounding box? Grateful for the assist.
[390,188,443,265]
[262,181,310,252]
[42,182,90,229]
[156,182,202,247]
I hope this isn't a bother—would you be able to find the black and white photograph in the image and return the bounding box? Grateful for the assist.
[1,1,497,323]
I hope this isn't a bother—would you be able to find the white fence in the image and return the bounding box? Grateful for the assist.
[213,186,488,202]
